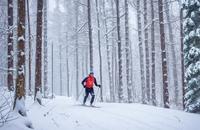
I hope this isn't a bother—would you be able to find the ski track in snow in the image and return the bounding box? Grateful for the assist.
[24,97,200,130]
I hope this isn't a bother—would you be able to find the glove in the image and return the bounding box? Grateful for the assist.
[98,85,101,88]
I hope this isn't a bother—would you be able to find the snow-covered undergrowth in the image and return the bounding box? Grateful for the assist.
[0,88,33,130]
[0,87,14,127]
[1,96,200,130]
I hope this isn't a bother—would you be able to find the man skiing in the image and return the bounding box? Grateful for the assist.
[81,72,101,106]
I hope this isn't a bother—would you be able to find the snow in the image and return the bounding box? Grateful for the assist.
[1,96,200,130]
[14,97,27,117]
[18,36,25,41]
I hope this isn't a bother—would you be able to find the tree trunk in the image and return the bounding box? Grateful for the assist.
[137,0,146,104]
[96,0,103,102]
[177,0,185,110]
[143,0,150,103]
[75,2,79,100]
[43,0,48,98]
[158,0,169,108]
[165,0,179,106]
[180,6,185,110]
[87,0,93,73]
[59,45,62,96]
[7,0,14,91]
[66,33,70,97]
[27,0,32,95]
[35,0,43,105]
[13,0,26,116]
[51,43,54,98]
[150,0,156,106]
[116,0,123,102]
[125,0,133,103]
[111,0,116,102]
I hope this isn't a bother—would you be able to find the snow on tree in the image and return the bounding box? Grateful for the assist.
[136,0,146,104]
[35,0,43,105]
[95,0,103,102]
[7,0,14,91]
[125,0,133,103]
[143,0,150,104]
[158,0,170,108]
[150,0,157,106]
[183,0,200,113]
[116,0,124,102]
[13,0,26,116]
[87,0,93,73]
[43,0,48,98]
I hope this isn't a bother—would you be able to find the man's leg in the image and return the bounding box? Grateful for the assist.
[90,89,95,105]
[83,89,89,104]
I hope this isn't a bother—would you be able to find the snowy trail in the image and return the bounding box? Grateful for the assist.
[26,97,200,130]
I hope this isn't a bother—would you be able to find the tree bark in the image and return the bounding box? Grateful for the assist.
[96,0,103,102]
[35,0,43,104]
[137,0,146,104]
[7,0,14,91]
[158,0,169,108]
[150,0,156,106]
[66,33,70,97]
[116,0,123,102]
[179,3,185,109]
[43,0,48,98]
[87,0,93,73]
[75,2,79,100]
[27,0,32,95]
[165,0,179,105]
[13,0,26,116]
[59,45,62,96]
[111,0,116,102]
[51,43,54,98]
[125,0,133,103]
[143,0,150,103]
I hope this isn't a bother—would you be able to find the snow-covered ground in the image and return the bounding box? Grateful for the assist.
[1,96,200,130]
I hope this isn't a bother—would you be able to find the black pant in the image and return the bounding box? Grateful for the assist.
[83,88,95,104]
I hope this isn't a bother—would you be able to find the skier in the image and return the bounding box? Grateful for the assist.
[81,72,101,106]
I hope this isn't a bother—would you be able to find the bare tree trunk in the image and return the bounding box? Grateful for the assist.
[179,3,185,109]
[104,0,113,102]
[116,0,123,102]
[13,0,26,116]
[165,0,179,105]
[111,0,116,102]
[75,2,79,100]
[7,0,14,91]
[96,0,103,101]
[35,0,43,105]
[59,45,62,96]
[26,0,32,95]
[43,0,48,98]
[87,0,93,73]
[125,0,133,103]
[51,43,54,98]
[143,0,150,103]
[137,0,146,104]
[158,0,169,108]
[66,33,70,97]
[150,0,156,106]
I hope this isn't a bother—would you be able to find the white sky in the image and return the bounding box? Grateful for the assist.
[48,0,65,12]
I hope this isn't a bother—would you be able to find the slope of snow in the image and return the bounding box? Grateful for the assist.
[1,96,200,130]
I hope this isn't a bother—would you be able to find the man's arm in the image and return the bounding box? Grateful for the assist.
[81,77,87,86]
[94,77,101,87]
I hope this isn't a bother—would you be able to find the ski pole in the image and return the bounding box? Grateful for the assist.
[77,87,84,100]
[94,87,100,105]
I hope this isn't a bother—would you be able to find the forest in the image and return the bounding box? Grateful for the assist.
[0,0,200,130]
